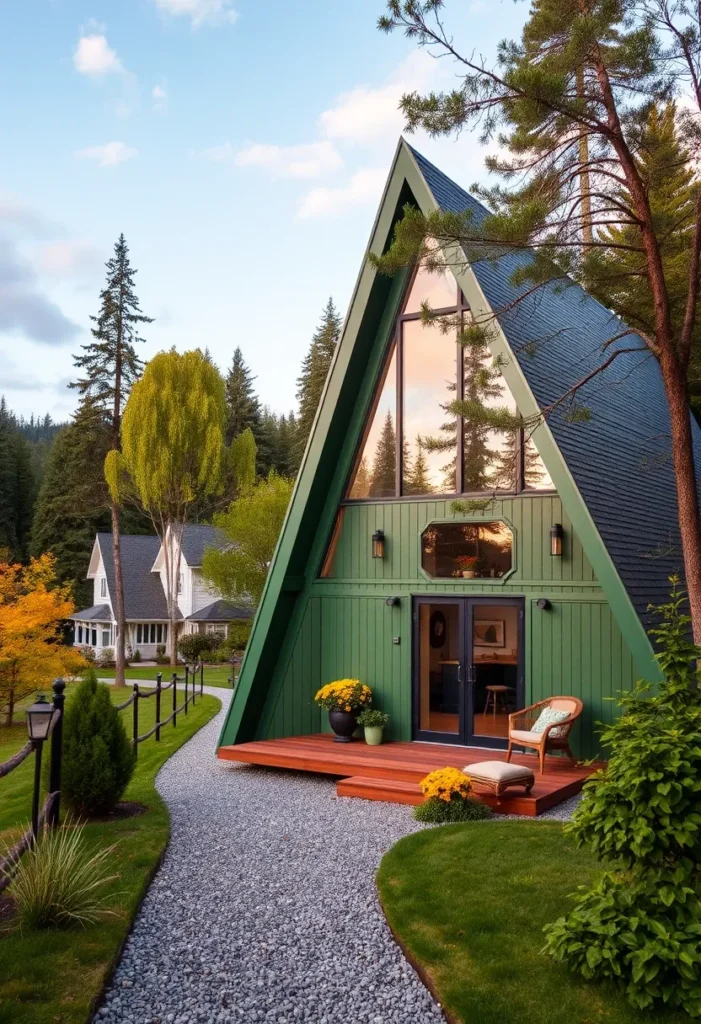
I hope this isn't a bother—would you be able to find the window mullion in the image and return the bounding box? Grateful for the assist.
[396,321,403,497]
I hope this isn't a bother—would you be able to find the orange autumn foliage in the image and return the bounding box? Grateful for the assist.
[0,553,85,726]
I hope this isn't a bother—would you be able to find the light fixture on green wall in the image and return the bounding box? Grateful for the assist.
[372,529,385,559]
[550,523,563,557]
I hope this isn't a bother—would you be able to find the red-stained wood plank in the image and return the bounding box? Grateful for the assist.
[217,734,601,816]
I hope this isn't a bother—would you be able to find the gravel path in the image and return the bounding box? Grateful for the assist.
[96,689,580,1024]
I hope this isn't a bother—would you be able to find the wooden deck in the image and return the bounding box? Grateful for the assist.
[217,734,601,816]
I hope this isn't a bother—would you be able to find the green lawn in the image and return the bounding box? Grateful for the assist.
[97,664,235,688]
[0,683,220,1024]
[377,822,691,1024]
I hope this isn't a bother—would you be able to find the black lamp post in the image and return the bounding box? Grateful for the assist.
[372,529,385,559]
[26,695,54,842]
[550,523,563,557]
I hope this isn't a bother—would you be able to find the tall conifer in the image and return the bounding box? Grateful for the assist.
[294,298,341,467]
[225,348,263,444]
[71,234,152,684]
[370,411,397,496]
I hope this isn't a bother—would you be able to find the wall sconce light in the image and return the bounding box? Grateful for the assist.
[385,596,401,607]
[372,529,385,559]
[536,598,552,611]
[550,523,563,557]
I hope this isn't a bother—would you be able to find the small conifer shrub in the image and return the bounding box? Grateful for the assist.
[62,671,135,817]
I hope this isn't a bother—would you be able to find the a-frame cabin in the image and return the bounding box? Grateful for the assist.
[218,140,701,770]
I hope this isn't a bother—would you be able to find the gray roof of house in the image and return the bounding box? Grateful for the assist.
[411,145,701,626]
[186,600,253,622]
[180,524,228,567]
[96,534,179,621]
[71,604,112,622]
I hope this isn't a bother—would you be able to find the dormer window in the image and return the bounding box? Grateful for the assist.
[177,572,184,595]
[100,577,107,598]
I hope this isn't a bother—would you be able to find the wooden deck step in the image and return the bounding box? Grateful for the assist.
[336,776,423,805]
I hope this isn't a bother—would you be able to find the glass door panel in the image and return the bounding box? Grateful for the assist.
[467,600,523,746]
[415,600,463,741]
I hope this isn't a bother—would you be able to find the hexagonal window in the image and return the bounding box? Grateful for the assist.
[421,521,513,579]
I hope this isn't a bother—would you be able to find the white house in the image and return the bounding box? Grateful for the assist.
[71,525,251,659]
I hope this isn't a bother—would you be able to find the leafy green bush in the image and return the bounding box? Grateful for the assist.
[96,647,114,667]
[414,794,493,823]
[177,633,220,664]
[154,644,169,665]
[357,708,389,727]
[130,648,142,663]
[7,820,118,929]
[544,578,701,1017]
[213,621,253,662]
[62,671,136,817]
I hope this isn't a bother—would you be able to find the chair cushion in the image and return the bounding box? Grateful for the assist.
[509,729,541,744]
[531,706,570,738]
[465,760,535,783]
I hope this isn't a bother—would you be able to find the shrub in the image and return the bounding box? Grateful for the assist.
[314,679,372,711]
[154,644,169,665]
[62,670,136,817]
[7,819,118,929]
[81,646,96,664]
[96,647,114,667]
[131,648,142,663]
[177,633,219,665]
[414,794,493,823]
[544,578,701,1017]
[357,708,389,727]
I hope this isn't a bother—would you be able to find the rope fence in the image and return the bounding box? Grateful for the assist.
[118,664,205,757]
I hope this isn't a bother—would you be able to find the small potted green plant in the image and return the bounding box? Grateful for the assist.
[357,708,389,746]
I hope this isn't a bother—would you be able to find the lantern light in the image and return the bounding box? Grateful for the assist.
[372,529,385,559]
[550,523,563,557]
[25,695,54,743]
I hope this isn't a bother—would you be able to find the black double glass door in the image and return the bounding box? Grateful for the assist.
[413,596,525,748]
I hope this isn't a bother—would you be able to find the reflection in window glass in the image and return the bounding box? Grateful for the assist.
[462,334,519,492]
[421,521,513,579]
[348,346,397,499]
[402,318,458,494]
[403,259,457,315]
[524,435,554,490]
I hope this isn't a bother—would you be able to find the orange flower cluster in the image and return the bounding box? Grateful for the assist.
[419,767,473,803]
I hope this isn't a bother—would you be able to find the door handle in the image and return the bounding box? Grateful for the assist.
[457,664,464,684]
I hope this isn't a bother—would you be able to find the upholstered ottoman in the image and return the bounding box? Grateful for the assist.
[465,760,535,799]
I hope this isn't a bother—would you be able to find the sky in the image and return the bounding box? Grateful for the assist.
[0,0,529,424]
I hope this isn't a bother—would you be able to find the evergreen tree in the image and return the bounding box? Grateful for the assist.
[0,399,35,561]
[349,456,371,499]
[294,298,341,467]
[71,234,153,684]
[404,436,432,495]
[275,411,298,477]
[225,347,263,444]
[370,411,397,496]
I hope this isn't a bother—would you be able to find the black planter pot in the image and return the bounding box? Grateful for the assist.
[328,709,358,743]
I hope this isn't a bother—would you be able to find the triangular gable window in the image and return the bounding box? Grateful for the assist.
[347,259,553,499]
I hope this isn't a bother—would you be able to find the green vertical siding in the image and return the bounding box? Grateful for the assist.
[255,493,638,757]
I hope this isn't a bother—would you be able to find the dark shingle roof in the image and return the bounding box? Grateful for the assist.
[96,534,178,621]
[71,604,112,621]
[410,145,701,625]
[180,524,228,567]
[186,600,252,622]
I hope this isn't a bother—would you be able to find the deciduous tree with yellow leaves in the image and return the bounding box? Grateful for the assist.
[0,553,85,727]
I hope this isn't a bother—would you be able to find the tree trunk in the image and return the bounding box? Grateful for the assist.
[111,501,127,687]
[663,359,701,644]
[576,66,593,251]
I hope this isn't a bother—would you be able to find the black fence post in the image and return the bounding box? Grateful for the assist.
[200,662,204,695]
[184,666,189,715]
[48,678,66,827]
[155,672,162,742]
[172,673,177,727]
[191,663,196,708]
[31,740,43,844]
[132,683,139,756]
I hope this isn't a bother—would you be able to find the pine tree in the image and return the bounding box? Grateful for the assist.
[349,456,371,499]
[370,410,397,496]
[70,234,153,684]
[294,298,341,467]
[275,411,298,477]
[0,399,35,561]
[225,347,263,444]
[404,436,432,495]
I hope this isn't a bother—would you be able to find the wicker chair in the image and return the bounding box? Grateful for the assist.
[505,697,583,774]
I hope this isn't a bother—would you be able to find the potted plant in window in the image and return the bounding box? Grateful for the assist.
[314,679,372,742]
[357,708,389,746]
[456,555,478,579]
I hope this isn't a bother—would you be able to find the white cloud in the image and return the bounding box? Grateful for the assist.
[152,84,168,112]
[234,141,342,179]
[35,241,104,279]
[319,51,437,145]
[152,0,238,28]
[73,34,124,76]
[76,142,137,167]
[297,168,387,220]
[201,142,235,162]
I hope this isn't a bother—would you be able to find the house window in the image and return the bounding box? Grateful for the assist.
[346,257,552,499]
[100,577,107,598]
[101,628,111,647]
[206,623,227,639]
[135,623,167,645]
[77,624,83,644]
[421,521,513,579]
[91,628,97,646]
[177,573,183,595]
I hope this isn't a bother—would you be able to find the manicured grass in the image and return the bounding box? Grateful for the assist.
[98,664,235,688]
[377,823,691,1024]
[0,683,220,1024]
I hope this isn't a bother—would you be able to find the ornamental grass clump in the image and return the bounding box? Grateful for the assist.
[314,679,372,712]
[544,578,701,1017]
[7,820,119,930]
[415,767,493,823]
